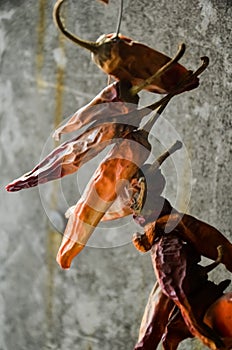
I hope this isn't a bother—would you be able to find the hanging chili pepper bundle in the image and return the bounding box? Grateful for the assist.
[6,57,210,271]
[5,1,231,349]
[9,54,207,267]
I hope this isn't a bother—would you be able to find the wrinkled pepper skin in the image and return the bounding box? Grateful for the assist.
[5,122,136,192]
[151,231,224,350]
[53,81,138,140]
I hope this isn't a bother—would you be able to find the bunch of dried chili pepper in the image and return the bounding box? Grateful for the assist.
[5,1,232,348]
[6,47,208,268]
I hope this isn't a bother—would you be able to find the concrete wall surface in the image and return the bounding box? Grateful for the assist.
[0,0,231,349]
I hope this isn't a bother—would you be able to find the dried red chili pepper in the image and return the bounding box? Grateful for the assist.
[56,125,152,268]
[6,122,137,192]
[53,0,204,94]
[152,231,224,349]
[134,248,230,350]
[132,211,232,274]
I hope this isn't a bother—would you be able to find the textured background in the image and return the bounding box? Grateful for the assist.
[0,0,231,349]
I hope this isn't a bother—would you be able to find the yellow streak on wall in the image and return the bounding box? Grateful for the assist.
[45,33,66,333]
[36,0,46,88]
[176,141,192,214]
[36,0,65,336]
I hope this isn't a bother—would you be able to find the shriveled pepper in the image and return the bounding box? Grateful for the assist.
[57,126,151,268]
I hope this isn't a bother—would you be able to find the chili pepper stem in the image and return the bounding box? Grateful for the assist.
[139,98,171,133]
[203,245,224,274]
[137,55,210,133]
[130,43,186,96]
[148,140,183,173]
[53,0,99,53]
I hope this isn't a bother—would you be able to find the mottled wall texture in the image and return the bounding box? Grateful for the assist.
[0,0,231,349]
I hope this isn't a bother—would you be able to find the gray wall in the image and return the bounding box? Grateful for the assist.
[0,0,231,349]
